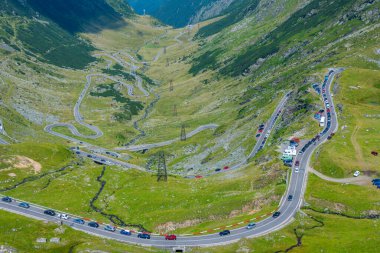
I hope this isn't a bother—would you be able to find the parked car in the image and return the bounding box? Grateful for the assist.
[57,213,69,220]
[295,161,300,166]
[272,212,281,218]
[44,209,56,216]
[73,218,85,225]
[120,229,132,236]
[353,171,360,177]
[1,196,12,203]
[215,168,221,172]
[219,230,231,236]
[288,195,293,201]
[294,167,299,173]
[104,225,116,232]
[165,234,177,240]
[138,233,151,239]
[256,134,261,138]
[88,222,99,228]
[246,222,256,229]
[18,202,30,208]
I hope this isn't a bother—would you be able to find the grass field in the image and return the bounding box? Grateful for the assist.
[305,174,380,217]
[0,143,73,190]
[2,160,287,233]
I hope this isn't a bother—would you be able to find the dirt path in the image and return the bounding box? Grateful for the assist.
[350,126,366,169]
[308,166,371,186]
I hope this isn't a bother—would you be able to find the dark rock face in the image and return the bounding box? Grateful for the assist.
[26,0,128,33]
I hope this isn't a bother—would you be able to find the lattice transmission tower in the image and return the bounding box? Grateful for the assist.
[157,151,167,182]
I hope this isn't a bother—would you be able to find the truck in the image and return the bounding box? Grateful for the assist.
[320,116,325,127]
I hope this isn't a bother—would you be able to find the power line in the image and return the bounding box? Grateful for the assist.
[157,151,167,182]
[180,124,186,141]
[173,104,177,117]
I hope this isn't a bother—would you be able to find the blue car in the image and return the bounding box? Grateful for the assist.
[138,233,151,239]
[120,229,132,236]
[1,196,12,203]
[88,222,99,228]
[44,209,56,216]
[219,230,231,236]
[246,223,256,229]
[18,202,30,208]
[73,218,85,225]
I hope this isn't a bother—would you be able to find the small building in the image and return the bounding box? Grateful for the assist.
[36,238,47,243]
[50,237,61,243]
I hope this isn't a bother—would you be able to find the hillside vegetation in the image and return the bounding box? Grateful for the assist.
[0,0,379,251]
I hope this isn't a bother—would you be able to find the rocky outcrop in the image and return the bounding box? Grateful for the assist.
[189,0,236,24]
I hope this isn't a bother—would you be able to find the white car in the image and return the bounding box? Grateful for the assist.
[57,213,69,220]
[294,167,299,173]
[353,171,360,177]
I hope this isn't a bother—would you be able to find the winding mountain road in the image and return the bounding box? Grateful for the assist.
[45,73,138,140]
[116,124,219,152]
[153,30,187,62]
[0,69,343,249]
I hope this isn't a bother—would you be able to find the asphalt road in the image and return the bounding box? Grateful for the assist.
[0,137,8,145]
[116,124,219,152]
[227,92,290,171]
[0,70,342,249]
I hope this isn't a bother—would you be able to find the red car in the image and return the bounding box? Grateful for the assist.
[165,234,177,240]
[223,166,229,170]
[195,175,203,179]
[327,108,331,113]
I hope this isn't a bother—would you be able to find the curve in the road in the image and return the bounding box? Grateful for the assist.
[116,124,219,151]
[46,73,140,141]
[0,70,343,248]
